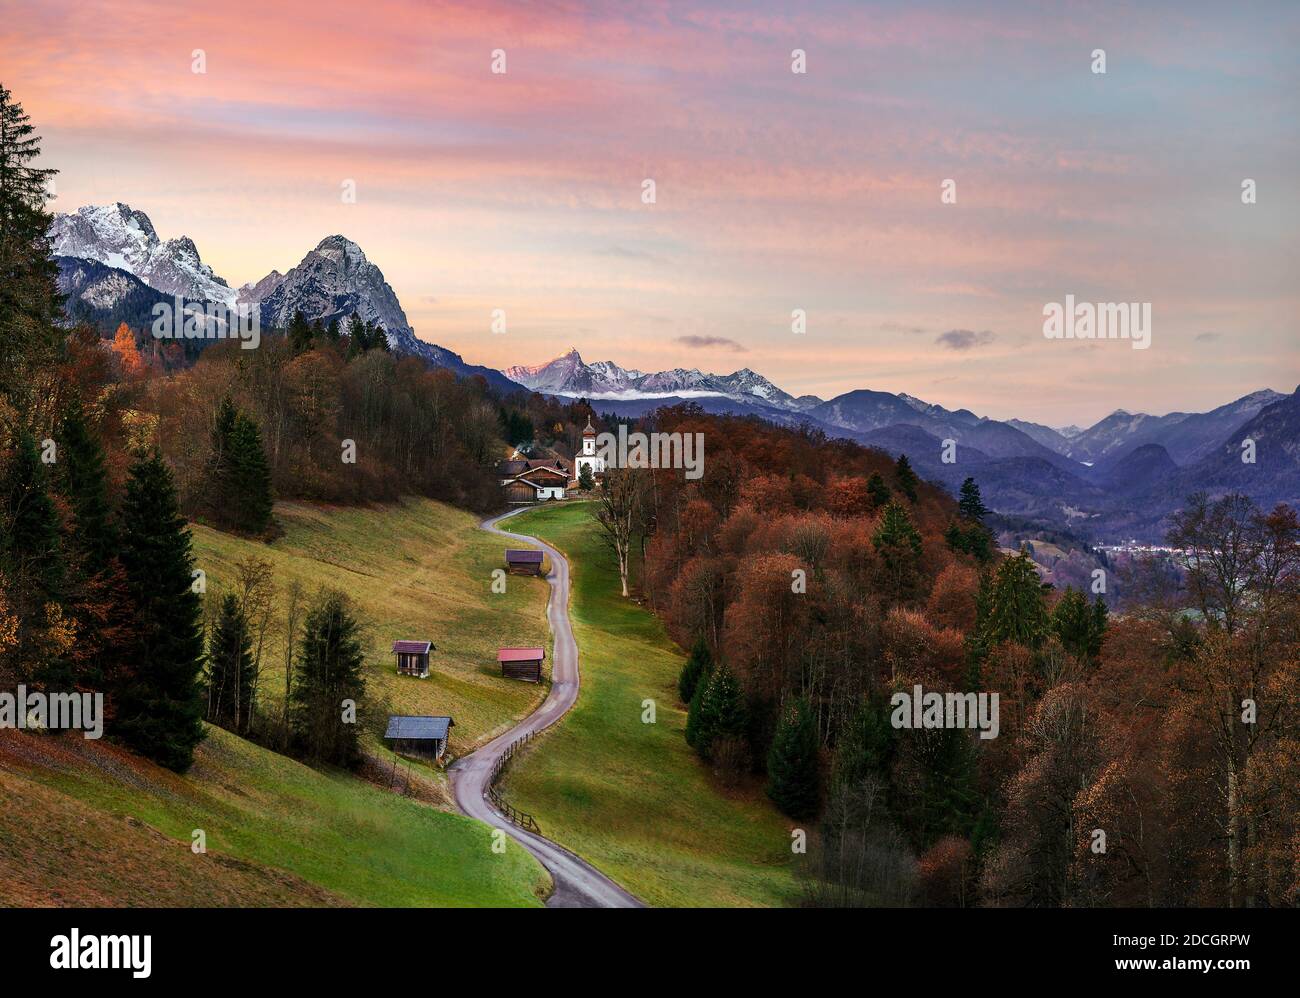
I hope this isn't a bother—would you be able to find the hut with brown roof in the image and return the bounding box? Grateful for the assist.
[498,647,545,682]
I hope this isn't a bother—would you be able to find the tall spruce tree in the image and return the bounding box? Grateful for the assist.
[866,471,891,509]
[894,454,919,502]
[678,635,712,703]
[56,394,135,692]
[873,499,924,604]
[59,395,116,572]
[0,84,63,410]
[684,661,711,748]
[1,429,66,682]
[205,397,273,534]
[958,478,989,521]
[288,310,313,353]
[345,313,367,357]
[290,590,367,768]
[767,696,821,819]
[1052,587,1108,662]
[693,663,747,760]
[834,695,895,788]
[116,451,205,772]
[230,412,273,534]
[206,593,255,734]
[982,548,1050,650]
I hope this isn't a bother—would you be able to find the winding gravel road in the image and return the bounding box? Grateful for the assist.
[447,507,643,909]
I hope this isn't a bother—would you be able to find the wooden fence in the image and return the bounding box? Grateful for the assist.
[487,730,541,834]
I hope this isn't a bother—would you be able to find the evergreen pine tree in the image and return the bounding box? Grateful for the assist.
[116,451,205,772]
[0,85,63,409]
[288,309,313,353]
[206,593,255,733]
[345,313,367,357]
[1051,587,1095,660]
[369,321,390,352]
[684,662,711,748]
[894,454,919,502]
[206,398,273,534]
[694,664,746,760]
[230,412,274,534]
[59,394,116,572]
[677,636,712,703]
[325,316,341,342]
[2,429,63,602]
[1,429,67,682]
[766,696,821,819]
[873,499,924,604]
[866,471,891,509]
[982,548,1050,649]
[56,394,136,692]
[833,695,895,788]
[578,464,596,492]
[1090,596,1108,659]
[290,590,367,768]
[958,477,989,522]
[205,396,238,518]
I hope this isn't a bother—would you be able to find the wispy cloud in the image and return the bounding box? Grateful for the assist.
[936,329,996,351]
[675,335,746,352]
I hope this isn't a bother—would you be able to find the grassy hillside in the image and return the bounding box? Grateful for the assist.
[0,724,549,907]
[500,502,798,907]
[191,499,551,754]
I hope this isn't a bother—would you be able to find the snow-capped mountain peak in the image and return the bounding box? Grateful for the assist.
[504,349,822,410]
[240,234,413,344]
[49,203,235,305]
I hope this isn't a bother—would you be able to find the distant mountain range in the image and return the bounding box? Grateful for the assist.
[49,202,1299,541]
[509,346,1299,541]
[505,348,821,411]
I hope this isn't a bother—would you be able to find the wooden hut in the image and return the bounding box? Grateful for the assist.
[392,640,432,678]
[384,715,454,761]
[498,647,545,682]
[505,549,544,575]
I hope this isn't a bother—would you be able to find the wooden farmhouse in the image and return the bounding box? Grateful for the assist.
[392,640,432,678]
[498,647,545,682]
[384,715,454,761]
[505,549,544,575]
[499,457,571,503]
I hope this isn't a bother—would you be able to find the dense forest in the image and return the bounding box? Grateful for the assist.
[591,404,1300,907]
[0,84,543,774]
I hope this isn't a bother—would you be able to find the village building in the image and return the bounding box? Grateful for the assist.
[392,640,432,678]
[499,456,571,503]
[504,548,544,575]
[574,416,606,482]
[384,715,454,761]
[498,647,545,682]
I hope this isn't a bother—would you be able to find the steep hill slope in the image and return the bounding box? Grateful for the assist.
[0,725,547,907]
[190,498,552,752]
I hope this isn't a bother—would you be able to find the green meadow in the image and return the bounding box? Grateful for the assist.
[500,502,798,907]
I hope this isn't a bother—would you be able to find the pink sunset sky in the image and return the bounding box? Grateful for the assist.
[3,0,1297,425]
